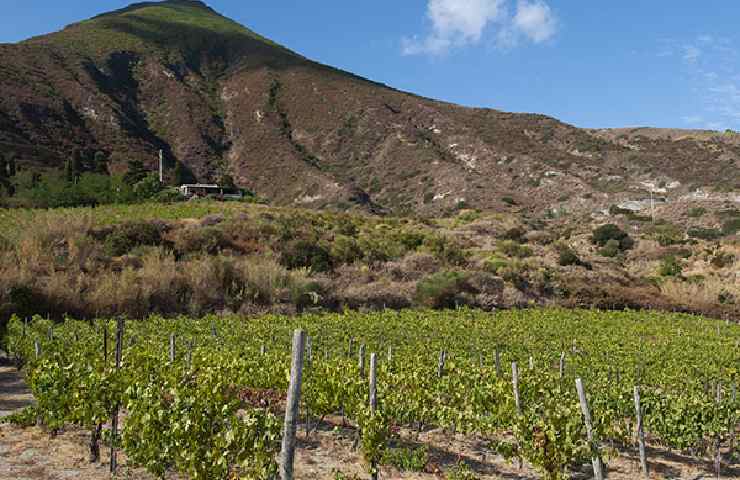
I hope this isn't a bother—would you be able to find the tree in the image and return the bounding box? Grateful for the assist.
[173,161,190,186]
[123,159,148,185]
[92,151,109,175]
[66,150,83,184]
[4,152,17,177]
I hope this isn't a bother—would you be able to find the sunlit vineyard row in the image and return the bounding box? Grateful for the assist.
[5,308,740,479]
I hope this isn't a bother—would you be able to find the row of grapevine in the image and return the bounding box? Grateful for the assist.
[4,308,740,479]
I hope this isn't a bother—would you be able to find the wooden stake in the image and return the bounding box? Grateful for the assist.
[279,330,306,480]
[110,318,124,474]
[495,349,502,379]
[576,378,604,480]
[512,362,521,414]
[359,344,366,377]
[559,352,566,379]
[370,352,378,480]
[169,334,176,363]
[438,350,446,378]
[634,386,648,478]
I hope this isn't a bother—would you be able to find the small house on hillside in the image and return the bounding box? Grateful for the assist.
[179,184,243,200]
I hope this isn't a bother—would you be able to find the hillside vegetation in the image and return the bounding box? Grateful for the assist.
[1,200,737,329]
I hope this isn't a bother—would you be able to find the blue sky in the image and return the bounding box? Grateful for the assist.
[2,1,739,130]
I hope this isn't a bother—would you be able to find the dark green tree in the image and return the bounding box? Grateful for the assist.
[174,161,189,186]
[65,150,83,184]
[123,159,148,185]
[4,152,17,177]
[92,151,109,175]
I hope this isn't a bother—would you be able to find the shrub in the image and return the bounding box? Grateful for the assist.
[497,240,532,258]
[484,256,509,274]
[722,218,740,236]
[659,255,683,277]
[558,247,585,267]
[500,227,526,241]
[382,445,428,472]
[104,221,163,256]
[330,235,364,265]
[591,224,634,251]
[501,196,517,206]
[415,271,470,309]
[687,227,722,241]
[710,251,736,269]
[280,239,332,272]
[651,224,683,246]
[422,235,466,265]
[173,227,227,256]
[598,239,621,258]
[688,207,706,218]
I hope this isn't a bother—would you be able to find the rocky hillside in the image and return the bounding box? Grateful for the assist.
[0,0,738,215]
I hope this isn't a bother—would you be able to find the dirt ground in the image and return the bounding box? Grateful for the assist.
[0,362,738,479]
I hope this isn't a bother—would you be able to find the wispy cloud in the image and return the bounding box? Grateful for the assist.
[663,35,740,130]
[512,0,558,44]
[402,0,557,56]
[683,45,701,64]
[681,115,704,125]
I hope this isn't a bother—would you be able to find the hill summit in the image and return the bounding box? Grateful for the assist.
[0,1,738,214]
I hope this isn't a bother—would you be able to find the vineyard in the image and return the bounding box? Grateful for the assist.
[4,308,740,479]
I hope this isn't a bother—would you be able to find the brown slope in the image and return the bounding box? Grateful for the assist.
[0,0,737,215]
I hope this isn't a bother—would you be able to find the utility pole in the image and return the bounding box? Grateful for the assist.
[158,149,164,183]
[650,185,655,223]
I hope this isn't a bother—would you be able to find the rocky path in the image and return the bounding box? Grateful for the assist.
[0,362,34,418]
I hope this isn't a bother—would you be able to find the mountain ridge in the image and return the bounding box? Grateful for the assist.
[0,1,737,214]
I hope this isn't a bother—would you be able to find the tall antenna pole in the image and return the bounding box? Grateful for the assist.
[650,186,655,223]
[158,150,164,183]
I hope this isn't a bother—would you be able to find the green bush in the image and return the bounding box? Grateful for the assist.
[658,256,683,277]
[687,227,722,240]
[415,271,470,309]
[591,224,634,251]
[104,222,163,256]
[687,207,706,218]
[422,235,466,265]
[330,235,364,265]
[382,445,428,472]
[558,248,586,267]
[598,239,621,258]
[280,239,332,272]
[497,240,532,258]
[722,218,740,236]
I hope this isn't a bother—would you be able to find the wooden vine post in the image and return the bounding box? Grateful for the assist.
[495,348,502,378]
[512,362,521,414]
[110,318,124,474]
[279,329,306,480]
[633,386,648,478]
[576,378,604,480]
[359,344,366,377]
[369,352,379,480]
[169,334,176,363]
[437,350,446,378]
[559,352,566,379]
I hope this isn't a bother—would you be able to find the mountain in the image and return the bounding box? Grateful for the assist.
[0,0,738,214]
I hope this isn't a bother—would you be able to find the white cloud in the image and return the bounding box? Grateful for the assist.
[403,0,557,56]
[683,46,701,64]
[681,115,704,125]
[512,0,558,44]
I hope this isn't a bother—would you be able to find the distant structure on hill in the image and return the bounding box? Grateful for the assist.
[179,184,244,200]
